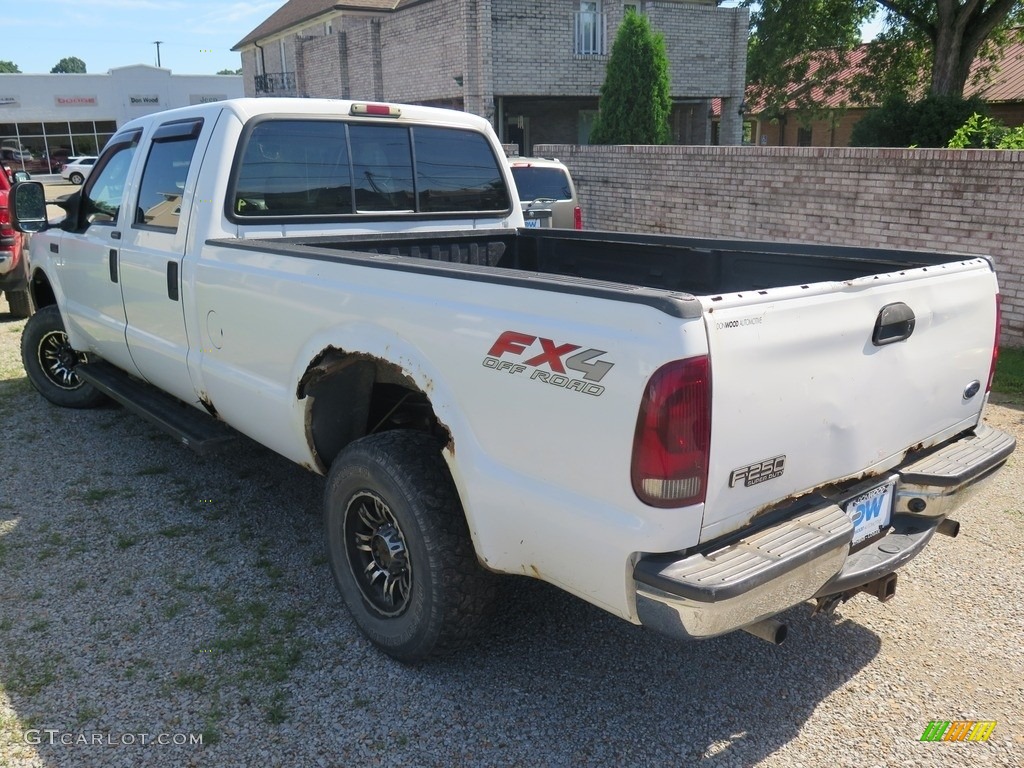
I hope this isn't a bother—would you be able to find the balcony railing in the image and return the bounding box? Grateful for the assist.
[254,71,298,96]
[574,11,607,56]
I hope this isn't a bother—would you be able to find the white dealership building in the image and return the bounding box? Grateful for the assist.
[0,65,242,170]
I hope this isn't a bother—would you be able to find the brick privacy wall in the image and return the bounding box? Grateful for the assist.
[534,143,1024,346]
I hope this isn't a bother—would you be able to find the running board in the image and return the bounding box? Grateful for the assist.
[76,362,237,455]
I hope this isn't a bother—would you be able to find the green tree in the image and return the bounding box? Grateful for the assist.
[590,10,672,144]
[0,60,20,73]
[217,68,243,75]
[51,57,86,74]
[745,1,1024,111]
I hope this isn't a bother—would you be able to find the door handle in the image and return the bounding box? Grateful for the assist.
[873,302,915,346]
[166,261,179,301]
[110,231,121,241]
[108,249,118,283]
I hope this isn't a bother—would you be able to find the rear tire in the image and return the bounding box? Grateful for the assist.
[324,431,494,662]
[69,172,84,185]
[21,305,106,408]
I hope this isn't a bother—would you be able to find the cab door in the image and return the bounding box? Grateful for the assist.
[56,130,143,376]
[117,116,210,405]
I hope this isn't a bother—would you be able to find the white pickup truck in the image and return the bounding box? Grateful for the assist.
[11,98,1014,661]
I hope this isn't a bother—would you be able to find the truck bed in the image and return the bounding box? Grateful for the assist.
[273,228,976,298]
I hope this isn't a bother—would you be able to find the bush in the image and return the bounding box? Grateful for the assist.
[948,113,1024,149]
[850,94,988,148]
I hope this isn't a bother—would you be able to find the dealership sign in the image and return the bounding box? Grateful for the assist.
[189,94,227,105]
[56,95,97,106]
[129,94,160,106]
[0,96,17,106]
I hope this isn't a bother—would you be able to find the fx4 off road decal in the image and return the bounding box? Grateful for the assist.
[482,330,614,397]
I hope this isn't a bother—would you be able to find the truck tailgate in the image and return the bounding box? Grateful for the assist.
[699,257,998,541]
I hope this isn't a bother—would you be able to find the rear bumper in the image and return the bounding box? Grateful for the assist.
[633,423,1014,641]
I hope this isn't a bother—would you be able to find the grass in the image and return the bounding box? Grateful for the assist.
[82,487,120,505]
[208,590,305,724]
[993,347,1024,398]
[5,653,60,697]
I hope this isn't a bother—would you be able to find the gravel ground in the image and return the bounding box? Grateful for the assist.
[0,294,1022,768]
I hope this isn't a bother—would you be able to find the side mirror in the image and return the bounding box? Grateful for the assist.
[10,181,48,233]
[12,170,31,182]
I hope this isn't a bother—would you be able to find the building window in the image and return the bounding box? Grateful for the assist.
[797,126,813,147]
[575,2,606,56]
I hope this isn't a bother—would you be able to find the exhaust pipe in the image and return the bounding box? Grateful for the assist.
[741,617,788,645]
[937,518,960,538]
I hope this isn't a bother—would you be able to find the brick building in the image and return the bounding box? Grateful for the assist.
[232,0,749,152]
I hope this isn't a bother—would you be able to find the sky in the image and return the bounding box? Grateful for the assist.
[2,0,283,75]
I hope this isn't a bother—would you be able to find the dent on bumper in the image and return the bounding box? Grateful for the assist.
[633,423,1015,642]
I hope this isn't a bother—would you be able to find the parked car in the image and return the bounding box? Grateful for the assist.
[0,148,57,175]
[508,156,582,229]
[61,156,98,185]
[0,169,32,317]
[47,148,75,172]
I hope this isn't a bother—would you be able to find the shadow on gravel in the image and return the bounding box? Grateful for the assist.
[0,391,881,768]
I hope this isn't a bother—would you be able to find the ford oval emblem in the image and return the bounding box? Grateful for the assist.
[963,380,981,400]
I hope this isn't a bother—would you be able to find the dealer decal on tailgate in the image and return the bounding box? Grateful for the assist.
[482,330,614,397]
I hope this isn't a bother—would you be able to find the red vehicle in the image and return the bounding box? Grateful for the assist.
[0,167,32,317]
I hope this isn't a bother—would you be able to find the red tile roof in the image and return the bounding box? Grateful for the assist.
[971,39,1024,102]
[743,35,1024,115]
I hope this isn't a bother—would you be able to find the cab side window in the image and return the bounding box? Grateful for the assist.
[80,131,142,226]
[134,119,203,231]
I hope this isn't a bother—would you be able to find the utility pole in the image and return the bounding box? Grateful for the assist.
[153,41,163,67]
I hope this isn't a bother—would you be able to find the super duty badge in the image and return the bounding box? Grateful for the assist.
[730,455,786,488]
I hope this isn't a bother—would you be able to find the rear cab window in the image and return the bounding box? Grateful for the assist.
[230,119,511,221]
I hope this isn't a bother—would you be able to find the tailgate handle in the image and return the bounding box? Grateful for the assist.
[873,302,915,346]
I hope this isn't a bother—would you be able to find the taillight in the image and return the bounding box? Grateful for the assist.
[573,206,583,230]
[631,356,711,507]
[987,293,1001,393]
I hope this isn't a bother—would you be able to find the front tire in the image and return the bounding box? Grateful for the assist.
[21,305,106,408]
[324,431,494,662]
[7,289,34,318]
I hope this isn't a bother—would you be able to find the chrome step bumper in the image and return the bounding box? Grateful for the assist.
[633,424,1015,642]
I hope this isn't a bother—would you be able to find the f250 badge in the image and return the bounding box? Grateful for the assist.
[730,455,786,488]
[482,330,614,397]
